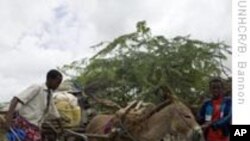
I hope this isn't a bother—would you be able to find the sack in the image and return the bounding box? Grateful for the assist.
[53,92,81,127]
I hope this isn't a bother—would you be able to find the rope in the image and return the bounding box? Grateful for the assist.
[64,129,88,141]
[117,120,138,141]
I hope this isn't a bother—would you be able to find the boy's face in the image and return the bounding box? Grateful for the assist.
[48,77,62,90]
[209,81,223,99]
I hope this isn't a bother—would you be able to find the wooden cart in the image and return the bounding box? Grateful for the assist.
[41,118,112,141]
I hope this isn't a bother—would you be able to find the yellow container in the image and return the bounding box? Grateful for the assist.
[55,101,81,127]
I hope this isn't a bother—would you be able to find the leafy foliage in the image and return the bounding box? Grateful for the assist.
[60,21,231,110]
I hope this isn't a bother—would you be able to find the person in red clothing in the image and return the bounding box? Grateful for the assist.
[198,77,231,141]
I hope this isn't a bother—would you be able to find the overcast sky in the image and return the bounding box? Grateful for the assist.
[0,0,231,102]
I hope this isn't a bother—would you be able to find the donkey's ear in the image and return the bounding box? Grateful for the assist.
[159,85,178,101]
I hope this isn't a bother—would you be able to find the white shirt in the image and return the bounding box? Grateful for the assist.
[15,84,60,127]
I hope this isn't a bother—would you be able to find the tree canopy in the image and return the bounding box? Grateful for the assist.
[60,21,231,110]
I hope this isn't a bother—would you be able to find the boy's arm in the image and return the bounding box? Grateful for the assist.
[197,101,215,131]
[48,99,64,134]
[197,101,208,124]
[212,113,231,128]
[212,107,232,128]
[212,98,232,128]
[5,85,40,130]
[5,97,21,129]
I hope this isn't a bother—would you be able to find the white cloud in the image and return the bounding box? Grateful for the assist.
[0,0,54,47]
[0,0,231,102]
[0,45,75,101]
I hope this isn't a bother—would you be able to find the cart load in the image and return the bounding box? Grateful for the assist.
[53,91,82,127]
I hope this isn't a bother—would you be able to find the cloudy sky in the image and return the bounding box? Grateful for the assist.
[0,0,231,102]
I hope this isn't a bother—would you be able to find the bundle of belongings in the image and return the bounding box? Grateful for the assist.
[52,80,82,127]
[53,91,81,127]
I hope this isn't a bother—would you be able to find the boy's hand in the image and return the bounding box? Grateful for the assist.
[201,121,212,129]
[4,115,12,131]
[55,118,64,135]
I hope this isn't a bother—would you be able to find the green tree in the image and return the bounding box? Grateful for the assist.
[60,21,231,111]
